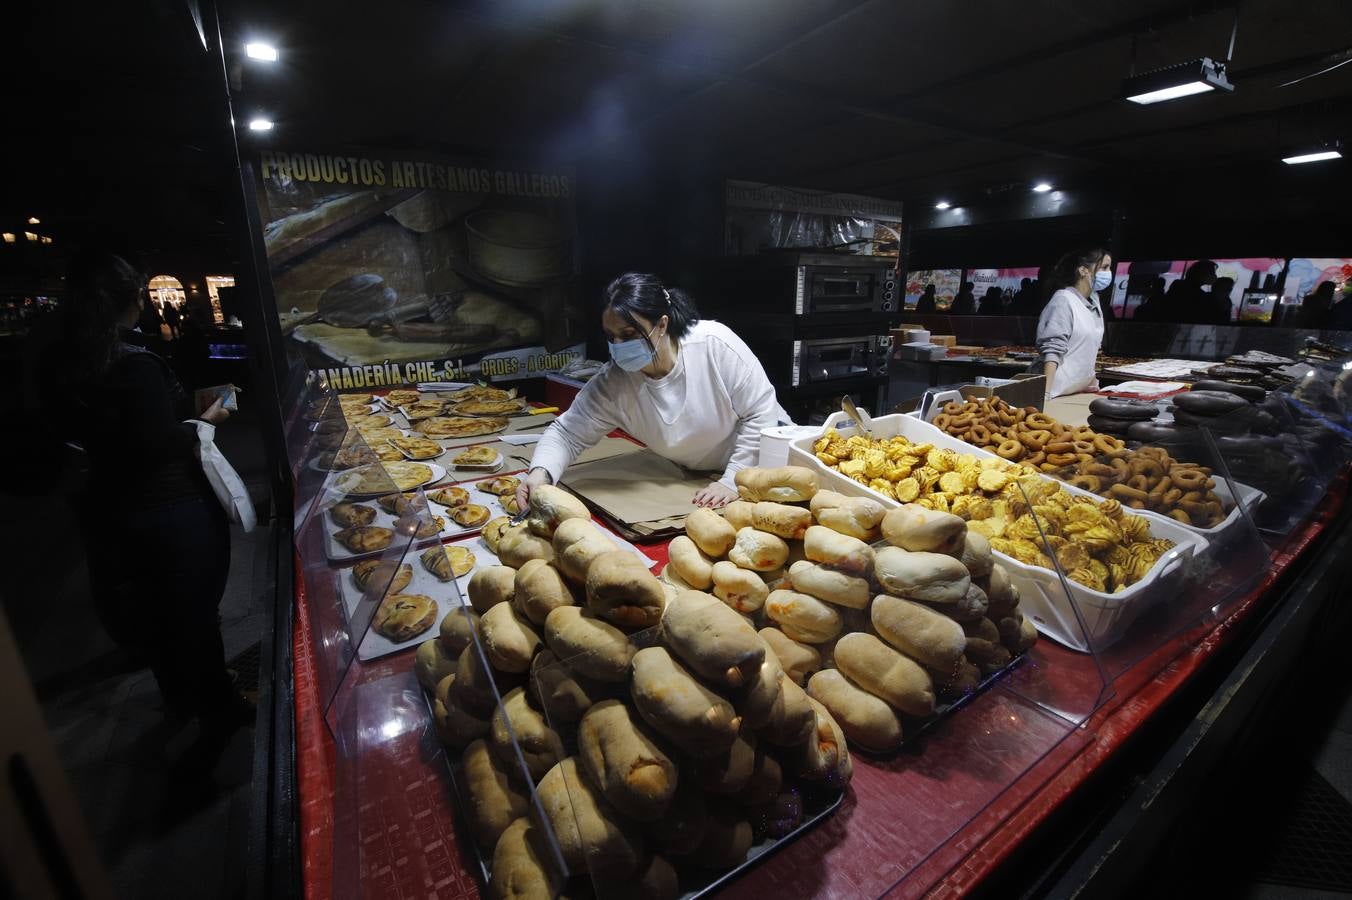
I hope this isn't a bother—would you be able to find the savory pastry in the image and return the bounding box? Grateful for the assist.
[426,486,469,507]
[336,461,433,494]
[420,544,477,581]
[807,669,904,752]
[833,632,935,717]
[372,593,437,642]
[450,398,527,416]
[500,495,523,516]
[449,385,517,403]
[482,516,519,553]
[381,389,421,407]
[353,425,405,444]
[526,484,591,538]
[460,738,530,850]
[414,416,509,438]
[578,700,677,822]
[484,475,522,497]
[345,413,392,430]
[585,551,667,629]
[480,603,542,673]
[490,687,564,782]
[685,508,737,557]
[334,525,395,553]
[630,647,740,758]
[329,501,376,528]
[377,491,425,515]
[733,466,819,502]
[402,399,450,420]
[661,589,764,688]
[330,444,378,470]
[452,445,499,466]
[351,559,412,594]
[536,757,644,878]
[389,435,444,460]
[400,514,446,539]
[450,504,491,528]
[372,444,404,462]
[337,392,374,405]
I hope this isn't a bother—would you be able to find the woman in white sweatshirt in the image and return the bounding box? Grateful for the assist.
[1037,247,1113,399]
[519,273,789,509]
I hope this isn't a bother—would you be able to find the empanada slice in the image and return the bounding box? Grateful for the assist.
[484,476,521,497]
[400,514,446,539]
[351,560,413,594]
[420,544,477,581]
[372,593,436,641]
[452,445,499,466]
[450,504,491,528]
[427,486,470,508]
[330,501,376,528]
[378,492,426,516]
[334,525,395,553]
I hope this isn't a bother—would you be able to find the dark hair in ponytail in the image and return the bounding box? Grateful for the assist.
[1051,246,1109,291]
[603,272,700,348]
[62,250,145,377]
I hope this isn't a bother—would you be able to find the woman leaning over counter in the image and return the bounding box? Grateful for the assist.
[518,272,789,509]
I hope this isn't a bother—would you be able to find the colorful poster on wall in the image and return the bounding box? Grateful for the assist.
[253,148,585,385]
[904,268,961,309]
[1114,258,1285,320]
[724,180,903,257]
[967,267,1040,298]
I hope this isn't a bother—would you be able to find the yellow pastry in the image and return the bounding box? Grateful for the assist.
[415,416,509,438]
[334,525,395,553]
[453,445,499,466]
[427,486,470,507]
[389,435,444,460]
[451,504,491,528]
[421,544,477,581]
[378,492,426,515]
[373,593,437,641]
[382,389,421,407]
[484,476,521,497]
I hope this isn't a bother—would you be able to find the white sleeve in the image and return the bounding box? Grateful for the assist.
[709,335,781,488]
[529,377,620,484]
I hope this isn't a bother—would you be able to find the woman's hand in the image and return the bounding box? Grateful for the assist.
[200,397,231,426]
[516,467,552,512]
[692,481,738,509]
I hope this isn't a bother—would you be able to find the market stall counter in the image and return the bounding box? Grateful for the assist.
[281,369,1352,899]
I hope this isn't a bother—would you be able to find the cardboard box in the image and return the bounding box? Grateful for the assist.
[959,373,1045,410]
[929,334,957,348]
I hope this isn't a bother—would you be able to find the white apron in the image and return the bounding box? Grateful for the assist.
[1048,290,1104,398]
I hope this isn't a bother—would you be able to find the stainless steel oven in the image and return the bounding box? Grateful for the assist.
[797,258,896,314]
[708,251,898,316]
[792,334,891,386]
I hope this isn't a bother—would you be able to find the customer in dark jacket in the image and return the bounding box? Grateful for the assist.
[52,251,249,738]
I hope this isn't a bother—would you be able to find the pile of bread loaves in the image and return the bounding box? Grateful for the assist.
[411,483,852,900]
[660,465,1037,757]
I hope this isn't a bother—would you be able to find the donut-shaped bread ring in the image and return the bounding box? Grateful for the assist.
[943,401,965,415]
[962,400,979,413]
[1168,509,1192,523]
[1162,487,1183,506]
[949,414,975,430]
[1039,463,1059,472]
[1025,451,1047,467]
[934,414,953,430]
[1127,474,1150,492]
[1180,490,1203,503]
[1012,407,1028,423]
[1068,475,1102,492]
[1072,439,1095,455]
[1092,433,1121,455]
[1045,440,1074,454]
[1131,457,1166,481]
[1022,429,1052,451]
[997,409,1018,426]
[996,439,1025,460]
[1148,475,1172,498]
[1083,462,1116,479]
[1073,427,1095,442]
[1026,413,1055,431]
[1110,458,1131,479]
[1171,468,1207,490]
[1109,483,1149,501]
[969,423,993,445]
[1046,452,1078,468]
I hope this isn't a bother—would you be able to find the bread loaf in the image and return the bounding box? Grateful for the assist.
[498,529,556,569]
[939,582,989,622]
[759,670,815,747]
[438,606,480,656]
[577,699,677,821]
[594,854,679,900]
[751,501,813,540]
[490,687,564,782]
[985,563,1019,617]
[809,490,886,541]
[881,504,967,554]
[543,606,635,683]
[462,737,530,848]
[480,602,542,673]
[630,647,740,758]
[833,632,935,716]
[803,525,874,576]
[962,617,1013,673]
[732,646,785,729]
[791,696,851,787]
[871,594,967,672]
[415,637,458,691]
[928,656,981,701]
[529,649,608,724]
[525,484,591,538]
[874,546,971,603]
[433,676,491,749]
[710,560,770,613]
[721,500,756,530]
[451,644,505,717]
[997,611,1038,654]
[733,465,819,502]
[535,756,643,877]
[488,817,563,900]
[662,589,766,688]
[700,724,756,795]
[737,748,783,806]
[642,777,707,856]
[765,589,843,644]
[728,527,790,572]
[585,550,666,629]
[685,507,737,557]
[959,531,994,578]
[806,669,904,752]
[686,803,753,870]
[468,565,516,615]
[513,558,576,626]
[787,560,870,609]
[668,535,715,589]
[557,531,617,585]
[758,627,821,685]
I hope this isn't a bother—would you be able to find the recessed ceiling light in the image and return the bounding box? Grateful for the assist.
[1124,57,1233,105]
[1,233,15,244]
[26,216,39,224]
[1032,183,1053,193]
[245,42,279,62]
[248,117,274,132]
[934,201,951,210]
[1282,150,1342,165]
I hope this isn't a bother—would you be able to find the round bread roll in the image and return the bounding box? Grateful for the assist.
[462,738,531,849]
[643,775,707,857]
[791,696,851,787]
[874,546,971,603]
[765,589,843,644]
[803,525,874,576]
[959,532,994,578]
[929,656,981,701]
[535,756,643,878]
[468,565,516,615]
[415,637,458,692]
[526,483,591,538]
[498,529,556,569]
[700,725,756,795]
[558,533,617,585]
[630,647,740,758]
[686,802,754,871]
[733,465,818,503]
[881,504,967,555]
[552,517,607,553]
[733,646,785,729]
[710,560,770,613]
[809,490,886,541]
[438,606,481,656]
[728,527,790,572]
[543,606,635,683]
[750,502,813,541]
[663,589,765,688]
[833,632,935,717]
[787,560,870,609]
[759,670,815,747]
[807,669,903,752]
[985,563,1019,617]
[962,617,1013,673]
[488,816,563,900]
[491,687,565,782]
[451,644,505,718]
[480,601,543,674]
[871,594,967,672]
[939,582,989,622]
[578,699,677,821]
[513,558,576,626]
[758,627,821,686]
[529,649,609,724]
[668,535,715,590]
[737,748,783,806]
[585,550,667,629]
[721,500,756,530]
[685,507,737,557]
[997,611,1038,654]
[433,677,491,750]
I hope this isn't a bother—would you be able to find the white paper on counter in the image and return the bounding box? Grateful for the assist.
[501,433,543,445]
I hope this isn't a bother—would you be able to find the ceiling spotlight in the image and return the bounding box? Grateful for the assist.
[1,233,15,244]
[1124,57,1234,105]
[934,201,951,210]
[1032,183,1053,193]
[26,216,39,224]
[24,232,37,242]
[1282,145,1342,165]
[245,41,279,62]
[248,117,274,132]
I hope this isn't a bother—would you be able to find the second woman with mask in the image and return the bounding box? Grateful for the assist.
[1037,247,1113,399]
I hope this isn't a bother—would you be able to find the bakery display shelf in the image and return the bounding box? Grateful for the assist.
[319,479,512,562]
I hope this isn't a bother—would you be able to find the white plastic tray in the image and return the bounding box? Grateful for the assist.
[321,477,513,562]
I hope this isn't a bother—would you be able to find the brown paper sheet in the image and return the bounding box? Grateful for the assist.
[560,449,715,526]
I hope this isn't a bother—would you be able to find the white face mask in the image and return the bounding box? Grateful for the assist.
[1092,270,1113,292]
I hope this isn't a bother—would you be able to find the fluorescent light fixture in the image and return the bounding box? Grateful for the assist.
[248,117,274,131]
[245,41,278,62]
[1124,57,1233,105]
[24,231,37,242]
[26,216,39,224]
[1282,150,1342,165]
[934,201,951,210]
[1,233,14,243]
[1032,182,1053,193]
